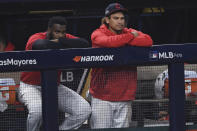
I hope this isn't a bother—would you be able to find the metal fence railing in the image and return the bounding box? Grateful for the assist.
[1,43,197,131]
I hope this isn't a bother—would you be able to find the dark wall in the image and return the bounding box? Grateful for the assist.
[0,0,197,50]
[3,15,101,50]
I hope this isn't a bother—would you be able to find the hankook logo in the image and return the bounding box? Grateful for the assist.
[73,55,114,62]
[0,59,37,67]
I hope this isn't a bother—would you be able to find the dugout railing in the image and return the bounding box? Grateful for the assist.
[0,43,197,131]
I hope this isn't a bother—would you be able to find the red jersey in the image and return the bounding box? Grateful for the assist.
[89,24,153,101]
[4,42,15,51]
[20,32,77,85]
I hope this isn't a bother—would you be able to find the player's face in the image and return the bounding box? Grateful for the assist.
[106,12,126,34]
[48,24,66,39]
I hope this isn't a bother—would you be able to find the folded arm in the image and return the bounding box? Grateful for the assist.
[32,38,90,50]
[91,31,134,48]
[128,30,153,47]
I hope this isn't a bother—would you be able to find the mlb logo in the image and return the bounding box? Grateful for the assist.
[149,51,158,61]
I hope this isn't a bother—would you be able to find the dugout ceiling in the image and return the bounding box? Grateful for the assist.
[0,0,197,50]
[0,0,197,16]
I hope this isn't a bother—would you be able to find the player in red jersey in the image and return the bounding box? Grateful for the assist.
[0,32,16,112]
[0,32,15,52]
[89,3,153,129]
[18,16,91,131]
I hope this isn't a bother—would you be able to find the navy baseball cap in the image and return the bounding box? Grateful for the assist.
[105,3,128,16]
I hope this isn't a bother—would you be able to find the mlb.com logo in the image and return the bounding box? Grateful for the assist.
[149,51,182,60]
[149,51,158,60]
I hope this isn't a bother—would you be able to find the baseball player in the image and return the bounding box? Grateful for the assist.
[155,69,197,99]
[89,3,153,129]
[18,16,91,131]
[0,32,15,52]
[0,32,16,112]
[155,69,197,121]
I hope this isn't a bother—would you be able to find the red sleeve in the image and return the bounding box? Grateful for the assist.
[128,29,153,47]
[66,34,78,39]
[4,42,15,51]
[91,30,134,48]
[26,33,45,50]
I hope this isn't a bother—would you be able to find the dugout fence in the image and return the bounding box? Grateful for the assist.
[1,44,197,131]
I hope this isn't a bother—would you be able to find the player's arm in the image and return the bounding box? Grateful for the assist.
[128,29,153,47]
[32,38,89,50]
[58,37,90,48]
[32,39,62,50]
[91,31,134,48]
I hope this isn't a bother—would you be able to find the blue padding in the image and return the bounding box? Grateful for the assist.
[0,43,197,72]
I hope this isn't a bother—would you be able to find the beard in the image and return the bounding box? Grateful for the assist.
[47,32,54,40]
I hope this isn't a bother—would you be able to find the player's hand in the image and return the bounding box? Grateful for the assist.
[158,111,168,121]
[50,39,59,43]
[131,31,139,38]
